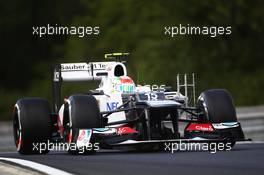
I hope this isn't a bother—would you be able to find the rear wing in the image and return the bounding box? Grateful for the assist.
[53,62,112,82]
[52,61,127,113]
[52,53,129,113]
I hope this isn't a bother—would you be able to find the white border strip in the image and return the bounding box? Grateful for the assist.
[0,157,73,175]
[237,112,264,119]
[236,141,264,144]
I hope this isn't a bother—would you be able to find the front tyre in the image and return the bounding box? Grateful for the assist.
[198,89,237,123]
[197,89,245,146]
[63,95,101,154]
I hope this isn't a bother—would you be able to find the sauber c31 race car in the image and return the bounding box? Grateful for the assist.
[13,53,247,154]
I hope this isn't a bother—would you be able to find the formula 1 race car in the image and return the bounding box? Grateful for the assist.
[13,53,247,154]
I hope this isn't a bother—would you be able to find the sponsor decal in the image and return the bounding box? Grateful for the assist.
[107,102,119,111]
[77,129,92,147]
[78,130,86,141]
[121,77,134,84]
[93,63,106,70]
[83,130,92,144]
[118,84,134,93]
[117,127,138,135]
[112,76,135,93]
[186,123,214,132]
[61,64,86,71]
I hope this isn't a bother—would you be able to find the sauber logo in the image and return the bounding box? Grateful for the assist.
[61,64,86,71]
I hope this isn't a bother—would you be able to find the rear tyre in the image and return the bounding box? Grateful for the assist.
[63,95,101,154]
[13,98,52,154]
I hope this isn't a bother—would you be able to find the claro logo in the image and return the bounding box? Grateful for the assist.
[195,125,214,131]
[186,123,214,132]
[61,64,86,71]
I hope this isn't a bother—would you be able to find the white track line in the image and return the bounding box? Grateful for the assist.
[237,112,264,119]
[0,157,73,175]
[237,141,264,144]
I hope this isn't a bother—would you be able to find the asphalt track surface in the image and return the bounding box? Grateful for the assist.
[0,143,263,175]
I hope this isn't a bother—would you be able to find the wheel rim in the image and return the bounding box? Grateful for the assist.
[65,123,73,143]
[63,104,73,144]
[13,106,22,151]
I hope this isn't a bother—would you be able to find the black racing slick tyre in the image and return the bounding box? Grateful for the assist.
[63,95,101,154]
[197,89,237,123]
[13,98,52,154]
[196,89,245,147]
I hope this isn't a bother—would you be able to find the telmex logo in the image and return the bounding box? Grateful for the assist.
[61,64,86,71]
